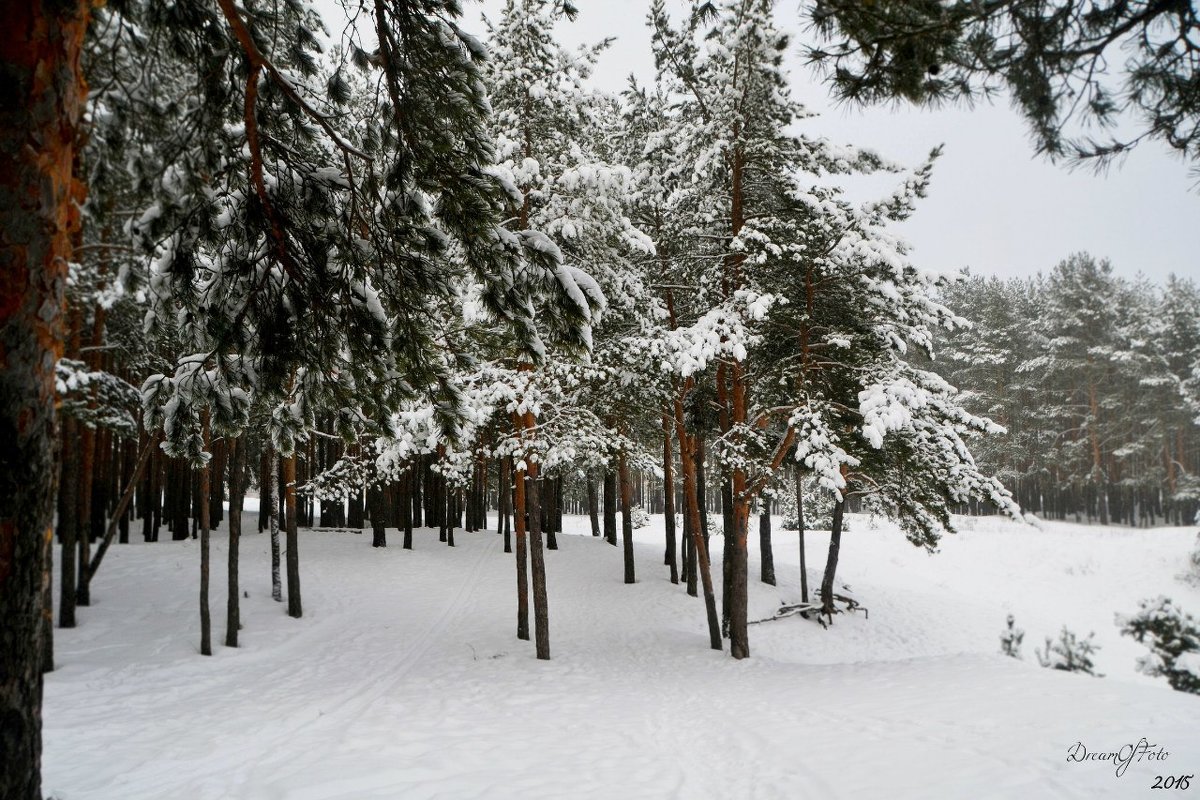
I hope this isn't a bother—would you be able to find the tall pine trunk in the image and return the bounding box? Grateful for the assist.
[602,469,617,546]
[283,451,301,617]
[796,472,808,604]
[0,10,89,795]
[619,450,635,584]
[662,415,679,584]
[199,418,212,656]
[759,500,774,585]
[267,447,281,602]
[58,417,78,629]
[587,478,600,537]
[671,384,721,650]
[225,436,245,647]
[402,466,413,550]
[820,497,846,617]
[513,453,530,641]
[527,460,550,659]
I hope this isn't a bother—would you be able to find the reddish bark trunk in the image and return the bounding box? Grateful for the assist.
[0,3,90,796]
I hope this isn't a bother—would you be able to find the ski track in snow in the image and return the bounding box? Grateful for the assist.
[42,513,1200,799]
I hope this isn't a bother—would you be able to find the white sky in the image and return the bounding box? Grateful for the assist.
[324,0,1200,284]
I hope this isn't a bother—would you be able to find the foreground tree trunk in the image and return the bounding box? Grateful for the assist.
[283,451,301,618]
[0,5,90,795]
[225,436,245,648]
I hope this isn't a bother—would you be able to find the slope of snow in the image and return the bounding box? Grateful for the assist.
[42,513,1200,799]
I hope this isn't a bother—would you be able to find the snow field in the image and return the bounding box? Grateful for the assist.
[42,513,1200,799]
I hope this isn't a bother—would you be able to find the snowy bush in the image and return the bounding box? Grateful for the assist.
[1036,627,1102,676]
[1118,597,1200,694]
[1000,615,1024,659]
[631,505,651,530]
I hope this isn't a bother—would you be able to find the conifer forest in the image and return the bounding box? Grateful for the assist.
[2,1,1199,798]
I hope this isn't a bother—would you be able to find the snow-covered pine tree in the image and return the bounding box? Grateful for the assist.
[650,0,1018,651]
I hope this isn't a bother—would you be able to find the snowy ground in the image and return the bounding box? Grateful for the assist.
[43,512,1200,799]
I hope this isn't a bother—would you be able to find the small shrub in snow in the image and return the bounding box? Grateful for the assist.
[1000,615,1024,659]
[1118,597,1200,695]
[631,505,651,530]
[1036,627,1102,676]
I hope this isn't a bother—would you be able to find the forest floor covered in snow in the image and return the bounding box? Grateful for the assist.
[43,512,1200,799]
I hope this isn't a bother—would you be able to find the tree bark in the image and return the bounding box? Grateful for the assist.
[225,436,244,648]
[199,417,212,656]
[401,466,413,550]
[671,383,721,650]
[0,1,89,785]
[283,450,301,618]
[662,415,678,584]
[619,450,635,584]
[57,417,77,629]
[820,497,846,617]
[587,477,600,537]
[267,446,281,602]
[87,432,157,582]
[603,469,617,546]
[796,472,808,604]
[527,461,550,660]
[513,451,530,641]
[759,501,775,586]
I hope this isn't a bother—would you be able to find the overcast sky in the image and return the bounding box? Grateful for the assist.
[325,0,1199,284]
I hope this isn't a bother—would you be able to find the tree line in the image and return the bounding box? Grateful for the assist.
[929,255,1199,527]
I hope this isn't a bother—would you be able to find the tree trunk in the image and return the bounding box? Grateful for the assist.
[796,472,808,604]
[619,450,635,584]
[513,453,530,641]
[0,2,89,788]
[603,469,617,546]
[87,433,157,582]
[721,478,734,637]
[544,478,557,550]
[368,483,386,549]
[401,466,413,550]
[225,436,244,648]
[283,451,301,618]
[499,456,512,553]
[820,497,846,616]
[75,416,94,606]
[759,501,775,585]
[662,415,679,583]
[671,387,721,650]
[57,417,78,629]
[199,418,212,656]
[267,446,281,602]
[587,478,600,537]
[527,462,550,659]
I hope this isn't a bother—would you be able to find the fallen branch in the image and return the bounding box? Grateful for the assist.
[749,592,868,626]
